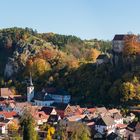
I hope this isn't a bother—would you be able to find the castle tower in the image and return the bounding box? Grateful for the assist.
[27,73,34,102]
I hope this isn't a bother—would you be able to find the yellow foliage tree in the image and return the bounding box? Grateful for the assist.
[46,127,55,140]
[26,58,51,78]
[121,82,136,102]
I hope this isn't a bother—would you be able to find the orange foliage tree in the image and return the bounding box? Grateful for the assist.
[8,122,19,134]
[86,48,101,62]
[123,35,140,56]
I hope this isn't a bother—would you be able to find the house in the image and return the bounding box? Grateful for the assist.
[95,107,108,117]
[34,91,54,107]
[0,119,13,134]
[96,54,109,65]
[126,121,140,140]
[0,123,6,134]
[116,123,127,138]
[0,88,14,98]
[33,111,49,125]
[47,114,61,125]
[0,111,17,120]
[40,107,57,115]
[112,34,126,53]
[51,103,83,118]
[26,76,71,104]
[95,115,116,135]
[82,115,95,128]
[112,112,123,124]
[112,34,140,53]
[123,113,135,123]
[65,105,83,116]
[107,132,121,140]
[46,87,71,104]
[50,103,69,118]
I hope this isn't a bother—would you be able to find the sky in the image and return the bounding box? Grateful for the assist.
[0,0,140,40]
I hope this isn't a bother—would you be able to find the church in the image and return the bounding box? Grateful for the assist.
[27,75,71,106]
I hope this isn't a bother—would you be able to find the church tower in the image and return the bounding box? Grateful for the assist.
[27,73,34,102]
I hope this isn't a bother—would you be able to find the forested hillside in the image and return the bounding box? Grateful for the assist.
[1,27,140,107]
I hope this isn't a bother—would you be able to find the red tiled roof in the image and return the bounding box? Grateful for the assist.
[116,123,127,129]
[0,111,17,119]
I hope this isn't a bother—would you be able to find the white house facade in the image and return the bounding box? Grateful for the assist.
[48,94,71,104]
[34,99,54,107]
[46,88,71,104]
[95,116,116,135]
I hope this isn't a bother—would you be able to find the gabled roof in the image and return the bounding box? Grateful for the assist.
[46,87,70,96]
[95,116,115,126]
[113,35,125,41]
[40,107,55,115]
[113,34,134,41]
[96,54,108,60]
[0,88,13,97]
[107,132,120,140]
[96,107,108,114]
[0,111,17,119]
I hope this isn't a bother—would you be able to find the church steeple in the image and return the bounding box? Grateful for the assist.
[29,72,33,86]
[27,72,34,102]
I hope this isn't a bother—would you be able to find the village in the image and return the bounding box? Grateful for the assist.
[0,34,140,140]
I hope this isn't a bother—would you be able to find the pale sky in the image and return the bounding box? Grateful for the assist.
[0,0,140,40]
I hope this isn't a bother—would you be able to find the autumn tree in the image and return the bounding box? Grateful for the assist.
[120,82,136,102]
[26,58,51,78]
[86,48,100,62]
[20,109,38,140]
[8,122,19,134]
[123,35,140,56]
[70,123,91,140]
[57,122,91,140]
[46,126,55,140]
